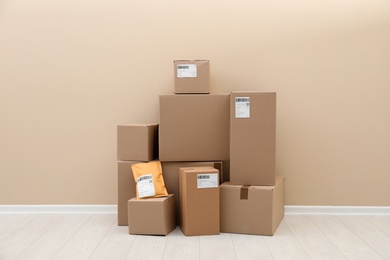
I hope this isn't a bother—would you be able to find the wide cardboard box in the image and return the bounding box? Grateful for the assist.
[230,92,276,185]
[117,161,138,226]
[127,194,176,235]
[159,94,229,161]
[174,60,209,94]
[117,124,158,161]
[220,176,285,236]
[180,167,220,236]
[162,161,222,225]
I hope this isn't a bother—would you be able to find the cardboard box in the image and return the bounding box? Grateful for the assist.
[117,124,158,161]
[117,161,138,226]
[180,167,220,236]
[174,60,209,94]
[127,194,176,235]
[220,176,285,236]
[230,92,276,185]
[159,94,229,161]
[162,161,222,225]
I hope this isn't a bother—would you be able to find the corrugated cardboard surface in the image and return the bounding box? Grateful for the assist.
[117,124,158,161]
[117,161,138,226]
[230,92,276,185]
[220,176,285,236]
[180,167,220,236]
[159,94,230,161]
[127,194,176,235]
[174,60,209,94]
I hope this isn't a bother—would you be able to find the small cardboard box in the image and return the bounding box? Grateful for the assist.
[162,161,223,225]
[174,60,209,94]
[117,124,158,161]
[117,161,138,226]
[127,194,176,236]
[180,167,220,236]
[230,92,276,185]
[159,94,229,161]
[220,176,285,236]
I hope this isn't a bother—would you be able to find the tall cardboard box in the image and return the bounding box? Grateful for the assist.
[117,161,138,226]
[220,176,285,236]
[117,124,158,161]
[180,167,220,236]
[159,94,229,161]
[127,194,176,235]
[174,60,209,94]
[230,92,276,185]
[162,161,222,225]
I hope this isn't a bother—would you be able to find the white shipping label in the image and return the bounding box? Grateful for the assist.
[235,97,250,118]
[137,174,155,198]
[197,174,219,189]
[177,64,197,78]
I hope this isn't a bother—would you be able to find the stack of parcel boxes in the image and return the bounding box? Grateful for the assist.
[117,60,285,236]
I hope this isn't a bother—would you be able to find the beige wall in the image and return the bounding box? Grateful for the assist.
[1,0,389,205]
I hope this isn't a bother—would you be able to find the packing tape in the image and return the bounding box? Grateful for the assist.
[240,185,250,200]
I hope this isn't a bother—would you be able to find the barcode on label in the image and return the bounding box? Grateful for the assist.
[236,97,250,103]
[178,65,190,70]
[197,175,210,179]
[138,175,152,182]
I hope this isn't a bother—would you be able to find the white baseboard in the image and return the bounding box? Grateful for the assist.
[1,205,390,215]
[0,205,117,213]
[285,205,390,215]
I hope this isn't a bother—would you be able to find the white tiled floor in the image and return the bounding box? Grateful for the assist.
[1,213,390,259]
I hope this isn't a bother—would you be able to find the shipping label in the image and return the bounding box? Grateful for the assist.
[197,173,218,188]
[137,174,155,198]
[235,97,250,118]
[177,64,197,78]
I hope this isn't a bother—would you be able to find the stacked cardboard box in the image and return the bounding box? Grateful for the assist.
[117,60,285,237]
[159,94,229,161]
[220,91,284,235]
[174,60,210,94]
[230,92,276,186]
[117,124,159,162]
[117,124,159,226]
[117,124,176,235]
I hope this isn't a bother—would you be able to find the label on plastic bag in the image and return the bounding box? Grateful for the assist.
[177,64,197,78]
[235,97,250,118]
[197,174,218,188]
[137,174,155,198]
